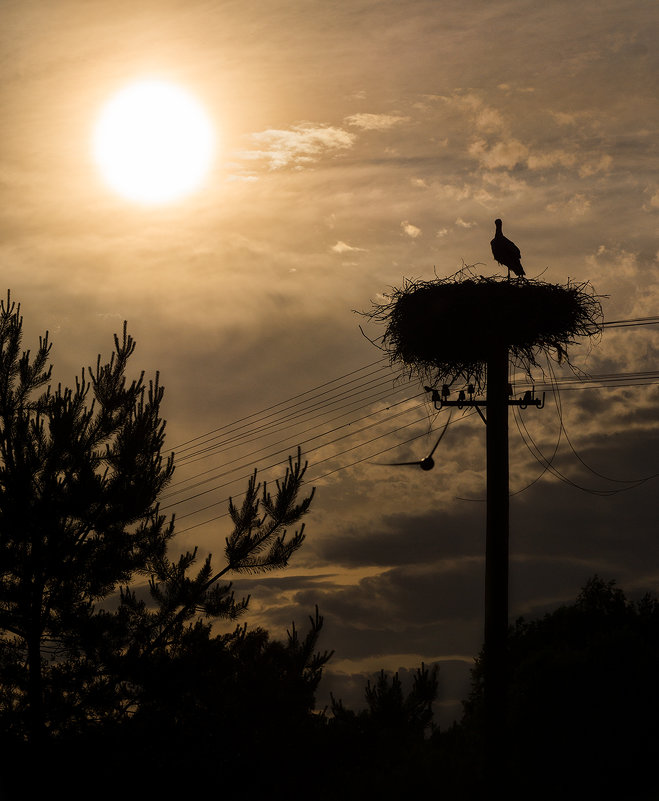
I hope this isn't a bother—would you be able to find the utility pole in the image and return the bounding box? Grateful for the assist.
[484,342,510,787]
[374,266,600,790]
[427,350,545,788]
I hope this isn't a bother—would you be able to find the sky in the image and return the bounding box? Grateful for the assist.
[2,0,659,725]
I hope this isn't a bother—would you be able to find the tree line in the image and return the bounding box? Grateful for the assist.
[0,296,656,800]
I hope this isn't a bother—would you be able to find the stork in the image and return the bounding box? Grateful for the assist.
[491,218,525,279]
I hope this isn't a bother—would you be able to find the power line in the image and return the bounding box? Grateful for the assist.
[173,373,659,532]
[169,315,657,454]
[172,412,435,522]
[171,368,659,493]
[165,316,659,531]
[173,370,413,468]
[544,359,659,488]
[174,411,476,535]
[168,370,659,522]
[603,315,659,328]
[162,395,429,511]
[162,386,423,499]
[172,365,659,529]
[169,357,390,453]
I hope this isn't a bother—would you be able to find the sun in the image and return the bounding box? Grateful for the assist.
[93,79,216,205]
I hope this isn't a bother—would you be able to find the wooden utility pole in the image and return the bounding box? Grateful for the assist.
[428,351,546,788]
[380,270,592,791]
[484,343,510,786]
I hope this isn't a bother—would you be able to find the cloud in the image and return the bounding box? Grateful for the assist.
[497,84,536,94]
[298,560,486,629]
[331,241,366,253]
[469,137,529,169]
[443,90,610,181]
[550,110,586,126]
[401,220,421,238]
[527,150,578,170]
[480,170,529,197]
[345,113,409,130]
[445,92,502,127]
[238,123,356,169]
[545,193,592,216]
[475,107,506,133]
[578,154,613,177]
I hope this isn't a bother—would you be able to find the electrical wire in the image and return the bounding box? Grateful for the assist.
[510,357,659,497]
[162,387,423,500]
[174,363,398,460]
[544,358,659,488]
[174,410,475,535]
[514,405,626,496]
[169,368,659,523]
[170,367,659,498]
[603,315,659,328]
[165,315,659,530]
[161,396,429,511]
[172,372,415,470]
[169,314,657,458]
[171,357,389,451]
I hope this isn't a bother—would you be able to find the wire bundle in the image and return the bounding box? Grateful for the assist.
[163,316,657,532]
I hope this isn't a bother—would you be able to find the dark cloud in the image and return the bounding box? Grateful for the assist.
[314,508,485,567]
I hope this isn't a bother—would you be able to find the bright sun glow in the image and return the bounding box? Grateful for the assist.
[93,80,216,205]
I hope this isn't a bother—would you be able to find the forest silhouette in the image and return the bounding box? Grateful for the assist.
[0,297,656,800]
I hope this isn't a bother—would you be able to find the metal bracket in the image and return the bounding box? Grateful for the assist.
[424,384,545,424]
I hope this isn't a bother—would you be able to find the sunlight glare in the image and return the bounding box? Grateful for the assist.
[93,80,216,205]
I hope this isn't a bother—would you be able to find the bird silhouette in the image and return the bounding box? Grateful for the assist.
[376,412,452,471]
[491,218,525,278]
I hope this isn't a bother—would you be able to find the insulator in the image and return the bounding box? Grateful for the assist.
[441,384,450,398]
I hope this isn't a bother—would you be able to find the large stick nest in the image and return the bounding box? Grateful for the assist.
[360,271,603,390]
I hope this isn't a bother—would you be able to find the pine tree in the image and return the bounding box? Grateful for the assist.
[121,450,315,662]
[0,295,175,743]
[107,448,321,725]
[0,295,323,754]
